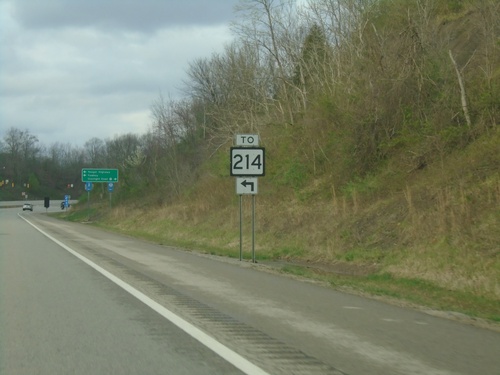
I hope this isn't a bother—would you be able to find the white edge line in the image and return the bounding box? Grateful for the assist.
[18,214,271,375]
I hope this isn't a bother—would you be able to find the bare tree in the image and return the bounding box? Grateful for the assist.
[449,49,472,128]
[106,134,142,167]
[185,41,273,146]
[3,127,40,183]
[84,137,106,166]
[150,94,185,197]
[233,0,306,123]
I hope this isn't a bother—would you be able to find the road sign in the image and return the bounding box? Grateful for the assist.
[82,168,119,182]
[62,194,70,209]
[230,148,265,176]
[236,134,259,146]
[236,177,258,195]
[107,182,114,192]
[85,182,93,191]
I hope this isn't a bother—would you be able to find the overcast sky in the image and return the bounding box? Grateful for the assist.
[0,0,240,147]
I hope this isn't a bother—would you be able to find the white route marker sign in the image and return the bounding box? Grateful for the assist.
[230,148,265,177]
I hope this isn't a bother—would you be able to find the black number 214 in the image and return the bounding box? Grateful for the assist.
[233,154,262,170]
[230,148,265,176]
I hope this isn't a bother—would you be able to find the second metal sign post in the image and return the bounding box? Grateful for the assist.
[231,134,264,263]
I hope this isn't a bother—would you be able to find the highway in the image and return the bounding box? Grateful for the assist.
[1,203,499,374]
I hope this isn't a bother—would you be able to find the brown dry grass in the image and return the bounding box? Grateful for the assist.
[102,168,499,299]
[86,127,499,312]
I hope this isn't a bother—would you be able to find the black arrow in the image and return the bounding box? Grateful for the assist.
[241,180,255,191]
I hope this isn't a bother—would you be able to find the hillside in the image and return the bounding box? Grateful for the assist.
[59,0,499,322]
[90,118,499,322]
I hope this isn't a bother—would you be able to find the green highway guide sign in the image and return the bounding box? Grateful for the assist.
[81,168,119,183]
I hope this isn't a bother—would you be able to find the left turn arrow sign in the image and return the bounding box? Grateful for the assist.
[236,177,258,195]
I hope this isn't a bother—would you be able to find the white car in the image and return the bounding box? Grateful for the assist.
[22,203,33,211]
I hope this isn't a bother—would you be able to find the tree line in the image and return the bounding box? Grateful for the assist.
[0,127,140,200]
[1,0,498,202]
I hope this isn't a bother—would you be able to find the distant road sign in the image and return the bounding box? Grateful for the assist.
[107,182,114,192]
[85,182,93,191]
[230,148,265,176]
[82,168,119,182]
[63,195,70,208]
[236,177,258,195]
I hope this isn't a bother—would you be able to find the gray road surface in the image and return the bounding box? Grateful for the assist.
[2,204,499,374]
[0,207,244,375]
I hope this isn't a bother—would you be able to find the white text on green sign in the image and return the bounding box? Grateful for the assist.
[82,168,119,182]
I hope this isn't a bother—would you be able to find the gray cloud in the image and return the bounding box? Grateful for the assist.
[0,0,239,146]
[12,0,240,32]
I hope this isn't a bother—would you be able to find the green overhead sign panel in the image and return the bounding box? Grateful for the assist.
[81,168,119,183]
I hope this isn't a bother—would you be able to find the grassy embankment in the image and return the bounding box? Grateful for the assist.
[61,126,499,324]
[59,1,500,326]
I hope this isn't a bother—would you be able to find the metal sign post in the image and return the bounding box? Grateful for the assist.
[108,182,114,208]
[252,195,256,263]
[231,135,264,263]
[85,182,93,221]
[239,195,243,261]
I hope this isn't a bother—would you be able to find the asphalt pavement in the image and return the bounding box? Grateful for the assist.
[2,204,499,374]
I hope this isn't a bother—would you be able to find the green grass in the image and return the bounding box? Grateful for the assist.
[55,206,500,326]
[278,267,500,323]
[53,207,98,222]
[280,265,310,277]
